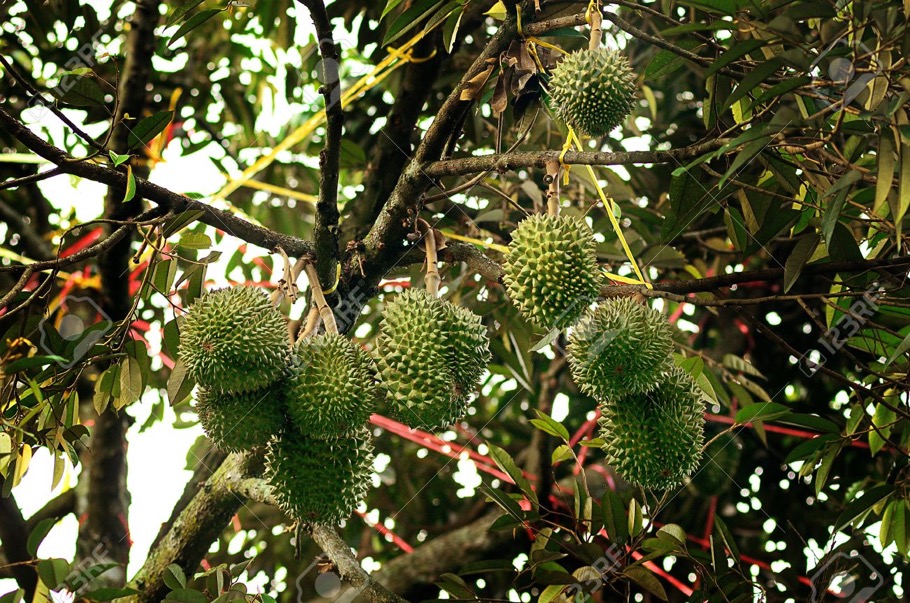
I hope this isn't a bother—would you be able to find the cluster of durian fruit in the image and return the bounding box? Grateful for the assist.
[503,214,706,490]
[179,284,490,525]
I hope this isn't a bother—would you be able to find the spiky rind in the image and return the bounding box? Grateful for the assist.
[548,48,636,137]
[286,334,379,439]
[445,302,491,395]
[689,432,742,496]
[598,366,705,489]
[375,289,465,431]
[179,286,290,393]
[568,297,674,399]
[195,385,286,452]
[503,214,601,330]
[266,429,373,525]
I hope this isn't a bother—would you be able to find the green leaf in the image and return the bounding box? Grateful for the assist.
[83,587,140,601]
[118,355,143,408]
[436,573,475,599]
[163,589,209,603]
[884,332,910,367]
[601,489,629,545]
[783,233,820,293]
[873,129,895,217]
[167,359,195,406]
[127,110,175,149]
[645,39,703,79]
[657,523,687,545]
[531,410,570,440]
[735,402,790,424]
[382,0,443,46]
[167,8,222,48]
[821,171,861,243]
[538,584,568,603]
[551,444,573,465]
[37,558,70,590]
[833,484,895,533]
[487,444,537,507]
[164,564,187,590]
[869,402,897,456]
[109,151,130,167]
[623,566,668,601]
[442,6,463,54]
[27,518,57,557]
[178,232,212,250]
[167,0,206,26]
[55,75,106,106]
[722,58,782,114]
[722,354,765,379]
[628,498,643,537]
[706,39,765,77]
[894,142,910,242]
[0,590,24,603]
[380,0,406,20]
[3,355,68,373]
[122,166,136,204]
[479,485,523,520]
[424,1,460,35]
[713,516,739,560]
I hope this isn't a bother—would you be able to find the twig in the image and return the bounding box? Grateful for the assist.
[295,0,342,287]
[423,138,732,177]
[303,260,338,335]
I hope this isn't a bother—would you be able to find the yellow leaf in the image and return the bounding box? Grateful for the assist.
[485,1,507,20]
[14,443,32,486]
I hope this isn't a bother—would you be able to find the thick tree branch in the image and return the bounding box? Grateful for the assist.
[0,485,37,599]
[0,107,314,258]
[423,138,731,178]
[77,0,161,582]
[296,0,343,288]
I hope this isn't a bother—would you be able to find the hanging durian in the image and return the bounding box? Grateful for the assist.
[285,333,378,439]
[598,366,705,489]
[445,301,491,396]
[503,214,601,330]
[195,385,287,452]
[568,297,674,400]
[266,428,373,524]
[179,286,289,393]
[548,48,636,137]
[375,288,465,430]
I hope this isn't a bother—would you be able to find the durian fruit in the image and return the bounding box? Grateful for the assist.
[445,302,492,396]
[179,286,290,393]
[598,366,705,489]
[195,385,286,452]
[503,214,601,330]
[285,333,379,439]
[375,289,464,431]
[548,48,636,137]
[265,428,373,525]
[568,297,674,400]
[689,432,742,496]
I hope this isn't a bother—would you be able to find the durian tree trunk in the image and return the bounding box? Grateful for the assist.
[75,0,160,586]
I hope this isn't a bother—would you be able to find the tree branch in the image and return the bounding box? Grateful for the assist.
[296,0,343,288]
[0,198,52,260]
[0,485,37,599]
[423,138,731,178]
[0,107,314,258]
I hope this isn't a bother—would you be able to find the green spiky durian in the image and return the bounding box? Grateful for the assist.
[445,302,491,395]
[286,333,379,439]
[598,366,705,489]
[568,297,674,400]
[548,48,636,137]
[195,385,286,452]
[503,214,601,330]
[689,432,742,496]
[179,286,290,393]
[266,428,373,525]
[375,289,465,431]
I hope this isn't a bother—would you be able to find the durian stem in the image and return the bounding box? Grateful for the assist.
[545,159,561,217]
[296,305,321,343]
[587,1,602,51]
[303,262,339,335]
[419,220,442,297]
